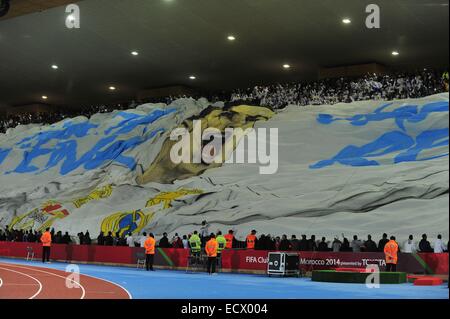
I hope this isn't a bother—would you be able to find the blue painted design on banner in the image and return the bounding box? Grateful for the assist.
[317,101,448,131]
[311,101,449,169]
[310,131,415,169]
[394,128,449,163]
[0,148,12,165]
[16,121,98,146]
[2,108,175,175]
[118,211,144,234]
[104,109,176,135]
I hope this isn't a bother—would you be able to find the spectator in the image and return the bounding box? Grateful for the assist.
[78,232,85,245]
[62,232,72,244]
[378,233,389,252]
[419,234,433,252]
[104,232,114,246]
[363,235,378,252]
[340,238,352,252]
[290,235,300,251]
[274,236,281,251]
[434,235,446,253]
[158,232,171,248]
[182,235,189,249]
[299,235,309,251]
[113,232,121,246]
[139,232,147,248]
[117,234,127,246]
[126,233,135,247]
[172,233,183,248]
[351,235,363,252]
[332,237,342,252]
[265,234,276,250]
[255,234,267,250]
[318,237,329,251]
[403,235,417,253]
[84,231,91,245]
[97,232,105,245]
[35,231,41,243]
[53,231,62,244]
[308,235,318,251]
[28,231,36,243]
[279,235,291,251]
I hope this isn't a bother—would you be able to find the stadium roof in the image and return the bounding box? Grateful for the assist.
[0,0,448,108]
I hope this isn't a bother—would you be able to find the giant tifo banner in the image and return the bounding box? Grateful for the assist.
[0,242,447,275]
[0,94,448,240]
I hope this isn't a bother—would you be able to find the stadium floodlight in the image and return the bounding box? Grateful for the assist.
[342,18,352,24]
[0,0,11,18]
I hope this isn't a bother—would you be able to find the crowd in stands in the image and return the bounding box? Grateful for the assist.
[230,69,447,109]
[1,69,447,133]
[1,223,448,254]
[0,103,131,134]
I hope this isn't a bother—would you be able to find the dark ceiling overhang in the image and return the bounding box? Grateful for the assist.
[0,0,448,109]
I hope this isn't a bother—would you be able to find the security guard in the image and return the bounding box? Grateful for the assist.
[384,236,399,272]
[144,233,156,271]
[40,227,52,263]
[205,233,219,275]
[246,230,257,250]
[224,230,235,249]
[216,231,226,255]
[188,230,202,268]
[189,231,202,255]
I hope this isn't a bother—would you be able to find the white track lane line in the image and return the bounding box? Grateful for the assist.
[0,277,3,288]
[78,272,133,299]
[1,264,86,299]
[0,267,43,299]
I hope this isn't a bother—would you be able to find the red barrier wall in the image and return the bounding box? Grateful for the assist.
[0,242,447,275]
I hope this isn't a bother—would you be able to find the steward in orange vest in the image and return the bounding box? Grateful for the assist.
[144,233,156,271]
[205,234,219,274]
[40,228,52,263]
[246,230,257,249]
[384,236,399,272]
[224,230,235,249]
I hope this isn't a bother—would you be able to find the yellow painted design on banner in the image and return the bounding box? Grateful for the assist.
[145,188,204,209]
[100,188,204,236]
[101,209,155,237]
[9,200,70,232]
[72,185,113,208]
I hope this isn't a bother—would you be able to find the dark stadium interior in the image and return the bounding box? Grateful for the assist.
[0,0,449,109]
[0,0,449,303]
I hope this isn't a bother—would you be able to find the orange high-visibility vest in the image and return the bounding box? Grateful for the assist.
[144,237,156,255]
[40,232,52,247]
[246,234,256,249]
[384,240,399,264]
[224,234,234,249]
[205,239,218,257]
